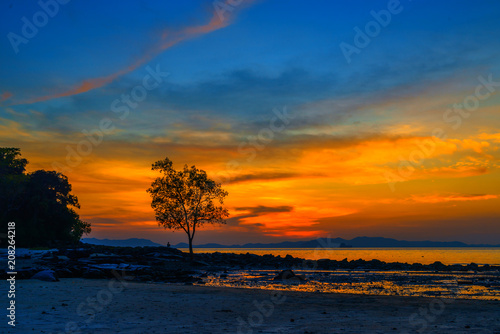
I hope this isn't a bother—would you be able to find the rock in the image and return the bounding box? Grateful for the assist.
[82,268,107,279]
[148,252,183,260]
[317,259,332,269]
[430,261,447,271]
[90,253,114,258]
[77,258,97,264]
[190,260,209,267]
[65,248,93,259]
[32,270,59,282]
[273,269,305,281]
[42,252,54,258]
[274,269,294,280]
[55,268,75,278]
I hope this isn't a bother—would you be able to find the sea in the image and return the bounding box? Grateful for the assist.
[179,247,500,265]
[179,247,500,300]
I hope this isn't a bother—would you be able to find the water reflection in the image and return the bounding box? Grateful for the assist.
[180,247,500,265]
[198,269,500,301]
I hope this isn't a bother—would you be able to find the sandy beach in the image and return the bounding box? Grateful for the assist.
[3,278,499,334]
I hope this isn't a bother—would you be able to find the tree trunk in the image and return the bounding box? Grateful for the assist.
[188,236,193,260]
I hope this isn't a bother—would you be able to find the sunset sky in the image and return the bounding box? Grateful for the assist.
[1,0,500,245]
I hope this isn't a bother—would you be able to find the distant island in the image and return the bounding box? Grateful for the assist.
[82,237,500,248]
[82,238,163,247]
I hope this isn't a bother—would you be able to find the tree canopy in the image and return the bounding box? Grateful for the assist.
[147,157,229,257]
[0,147,90,247]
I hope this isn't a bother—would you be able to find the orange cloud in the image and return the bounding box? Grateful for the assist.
[449,138,490,153]
[410,194,498,204]
[0,91,12,102]
[423,165,489,178]
[478,132,500,142]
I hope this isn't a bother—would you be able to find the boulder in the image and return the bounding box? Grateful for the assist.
[273,269,305,282]
[430,261,447,271]
[32,270,59,282]
[82,268,107,279]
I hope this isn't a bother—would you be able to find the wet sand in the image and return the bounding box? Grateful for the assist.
[3,278,499,333]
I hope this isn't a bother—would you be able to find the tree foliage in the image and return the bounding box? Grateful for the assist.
[147,157,229,256]
[0,148,28,222]
[0,147,90,247]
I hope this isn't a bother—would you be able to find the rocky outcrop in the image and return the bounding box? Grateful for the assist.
[2,244,498,284]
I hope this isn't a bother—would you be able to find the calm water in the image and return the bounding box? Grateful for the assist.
[180,247,500,265]
[200,269,500,300]
[183,248,500,300]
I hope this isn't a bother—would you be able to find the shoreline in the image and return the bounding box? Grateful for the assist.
[3,278,499,333]
[4,245,500,301]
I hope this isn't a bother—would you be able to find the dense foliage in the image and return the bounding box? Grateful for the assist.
[0,148,90,247]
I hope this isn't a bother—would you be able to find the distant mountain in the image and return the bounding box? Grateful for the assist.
[174,237,500,248]
[81,237,499,248]
[82,238,163,247]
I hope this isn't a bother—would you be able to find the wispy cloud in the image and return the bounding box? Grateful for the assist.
[0,91,12,103]
[235,205,294,214]
[228,172,301,184]
[228,205,294,226]
[12,1,255,106]
[410,194,498,204]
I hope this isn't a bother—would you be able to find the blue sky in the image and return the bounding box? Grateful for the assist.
[3,0,500,107]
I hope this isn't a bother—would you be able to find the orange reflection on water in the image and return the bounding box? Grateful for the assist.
[199,269,500,301]
[183,248,500,265]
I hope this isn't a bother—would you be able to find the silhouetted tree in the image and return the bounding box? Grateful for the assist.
[147,157,229,258]
[0,148,28,223]
[0,147,91,247]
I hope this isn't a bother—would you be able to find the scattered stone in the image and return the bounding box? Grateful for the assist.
[32,270,59,282]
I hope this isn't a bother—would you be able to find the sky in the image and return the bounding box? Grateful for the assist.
[1,0,500,245]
